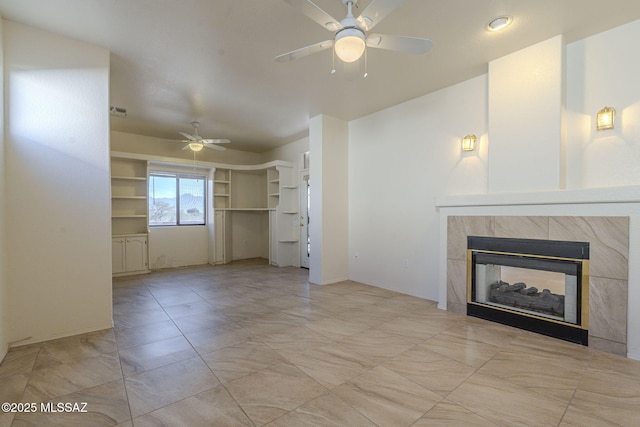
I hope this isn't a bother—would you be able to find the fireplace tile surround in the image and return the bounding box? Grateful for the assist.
[446,216,629,356]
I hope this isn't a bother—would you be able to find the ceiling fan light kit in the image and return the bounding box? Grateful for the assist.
[277,0,433,73]
[334,28,366,62]
[188,142,204,152]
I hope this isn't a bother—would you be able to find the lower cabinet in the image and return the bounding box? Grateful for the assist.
[112,234,149,276]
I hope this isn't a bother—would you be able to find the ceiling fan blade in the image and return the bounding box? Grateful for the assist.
[356,0,407,31]
[203,139,231,144]
[179,131,197,141]
[366,33,433,54]
[202,143,226,151]
[181,144,192,151]
[275,39,334,62]
[282,0,342,31]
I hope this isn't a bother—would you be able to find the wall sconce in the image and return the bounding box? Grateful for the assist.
[461,134,477,151]
[596,106,615,130]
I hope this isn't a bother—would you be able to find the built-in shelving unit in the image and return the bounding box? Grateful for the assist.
[213,164,299,267]
[111,157,149,276]
[110,151,298,270]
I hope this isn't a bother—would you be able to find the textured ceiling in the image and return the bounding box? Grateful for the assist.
[2,0,640,152]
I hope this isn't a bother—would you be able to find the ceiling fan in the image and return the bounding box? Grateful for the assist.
[176,121,230,152]
[275,0,433,66]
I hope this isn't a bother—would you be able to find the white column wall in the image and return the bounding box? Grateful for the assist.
[4,21,112,346]
[488,35,565,192]
[309,115,349,285]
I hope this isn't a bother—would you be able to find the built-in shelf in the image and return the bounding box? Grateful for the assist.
[282,185,298,189]
[112,196,147,200]
[111,176,147,181]
[282,210,299,214]
[215,208,274,211]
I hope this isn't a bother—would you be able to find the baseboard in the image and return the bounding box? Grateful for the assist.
[7,323,114,349]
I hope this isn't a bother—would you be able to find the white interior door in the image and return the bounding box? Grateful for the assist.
[300,173,310,268]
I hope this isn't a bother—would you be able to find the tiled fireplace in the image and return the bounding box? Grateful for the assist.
[446,216,629,356]
[467,236,590,345]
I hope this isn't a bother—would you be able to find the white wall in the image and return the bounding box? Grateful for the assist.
[149,226,209,269]
[261,136,309,166]
[566,19,640,188]
[349,75,488,300]
[488,36,565,192]
[4,21,112,345]
[0,17,6,361]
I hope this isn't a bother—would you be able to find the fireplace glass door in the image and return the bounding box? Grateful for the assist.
[473,253,580,325]
[467,236,589,345]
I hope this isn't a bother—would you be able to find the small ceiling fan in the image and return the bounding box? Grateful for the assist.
[176,121,230,152]
[275,0,433,65]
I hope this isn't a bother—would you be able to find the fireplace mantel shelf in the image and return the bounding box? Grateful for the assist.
[435,185,640,208]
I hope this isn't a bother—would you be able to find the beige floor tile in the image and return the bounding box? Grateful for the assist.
[258,325,334,352]
[337,329,416,362]
[124,356,220,417]
[225,362,327,425]
[382,343,477,395]
[201,340,285,383]
[559,405,621,427]
[447,372,568,426]
[570,368,640,426]
[279,343,376,389]
[265,392,376,426]
[182,322,251,354]
[170,310,231,335]
[333,365,442,426]
[23,353,122,402]
[421,330,501,368]
[33,329,117,369]
[13,378,131,426]
[133,385,252,427]
[306,317,371,341]
[0,345,41,379]
[114,319,183,350]
[113,306,171,330]
[161,300,215,319]
[118,336,197,376]
[478,348,587,402]
[415,400,499,426]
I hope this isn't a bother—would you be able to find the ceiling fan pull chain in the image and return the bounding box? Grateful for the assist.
[331,48,336,75]
[364,46,368,78]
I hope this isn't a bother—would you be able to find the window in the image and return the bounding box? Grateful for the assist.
[149,173,206,226]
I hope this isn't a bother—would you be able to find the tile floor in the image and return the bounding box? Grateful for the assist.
[1,259,640,426]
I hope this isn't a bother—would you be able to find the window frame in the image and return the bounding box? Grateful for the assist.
[148,171,207,227]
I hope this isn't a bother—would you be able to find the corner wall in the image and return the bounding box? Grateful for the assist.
[4,21,112,346]
[0,17,6,361]
[349,75,488,300]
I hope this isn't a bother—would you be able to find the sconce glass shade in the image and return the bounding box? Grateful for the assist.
[461,134,477,151]
[189,142,204,152]
[596,106,615,130]
[334,28,366,63]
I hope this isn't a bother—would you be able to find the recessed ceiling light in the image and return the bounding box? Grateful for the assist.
[487,16,513,32]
